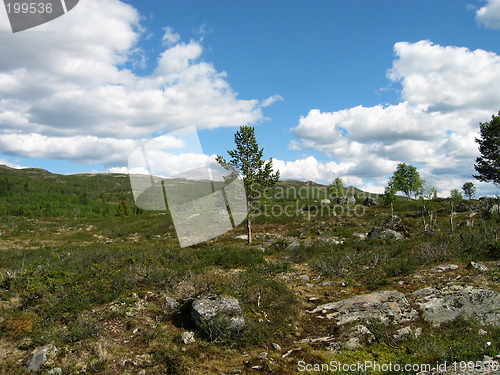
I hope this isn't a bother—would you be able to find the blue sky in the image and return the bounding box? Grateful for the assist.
[0,0,499,195]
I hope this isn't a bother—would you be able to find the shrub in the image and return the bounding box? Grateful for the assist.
[1,311,39,338]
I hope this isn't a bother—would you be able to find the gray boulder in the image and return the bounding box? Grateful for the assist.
[467,261,489,272]
[363,197,379,206]
[367,227,404,240]
[431,264,459,273]
[341,325,375,348]
[414,286,500,326]
[310,290,418,325]
[165,297,179,310]
[336,196,356,205]
[181,331,195,344]
[191,295,245,338]
[23,345,57,372]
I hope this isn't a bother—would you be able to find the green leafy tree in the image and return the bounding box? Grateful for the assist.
[383,185,397,219]
[388,163,424,200]
[329,177,345,197]
[115,200,129,217]
[462,182,476,200]
[216,126,280,244]
[450,189,463,200]
[474,111,500,186]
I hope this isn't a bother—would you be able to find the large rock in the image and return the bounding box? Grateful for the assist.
[336,196,356,205]
[367,227,404,240]
[310,290,418,325]
[466,261,489,272]
[413,286,500,326]
[191,295,245,338]
[363,197,379,206]
[23,345,57,372]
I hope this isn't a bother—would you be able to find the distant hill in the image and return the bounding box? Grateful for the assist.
[0,164,380,218]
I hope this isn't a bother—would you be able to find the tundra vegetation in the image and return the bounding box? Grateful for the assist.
[0,164,498,374]
[0,113,499,374]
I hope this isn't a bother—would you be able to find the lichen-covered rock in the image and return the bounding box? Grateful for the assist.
[367,227,404,240]
[466,261,489,272]
[191,295,245,338]
[310,290,418,325]
[431,264,459,273]
[336,196,356,205]
[23,345,57,372]
[414,286,500,327]
[363,197,379,206]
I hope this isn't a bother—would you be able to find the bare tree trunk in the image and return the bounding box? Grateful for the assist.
[246,199,252,245]
[390,202,394,220]
[450,202,454,233]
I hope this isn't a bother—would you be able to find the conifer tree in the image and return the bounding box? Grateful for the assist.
[216,126,280,244]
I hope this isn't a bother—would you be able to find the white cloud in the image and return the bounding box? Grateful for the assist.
[476,0,500,29]
[388,41,500,111]
[0,158,25,169]
[162,26,181,46]
[261,95,284,108]
[290,40,500,194]
[273,156,351,182]
[0,0,273,165]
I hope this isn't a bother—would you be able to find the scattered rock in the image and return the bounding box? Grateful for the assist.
[320,199,331,205]
[191,294,245,336]
[489,204,499,214]
[164,297,179,310]
[336,196,356,205]
[234,235,248,240]
[341,325,375,348]
[414,327,422,338]
[271,343,282,352]
[363,197,379,206]
[414,287,500,326]
[367,227,404,240]
[310,290,418,325]
[431,264,459,273]
[286,239,301,250]
[181,331,195,344]
[392,326,412,342]
[47,368,62,375]
[352,232,367,240]
[466,261,489,272]
[478,329,488,336]
[23,345,58,372]
[299,274,310,281]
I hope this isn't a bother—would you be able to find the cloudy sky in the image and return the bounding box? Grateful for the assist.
[0,0,499,196]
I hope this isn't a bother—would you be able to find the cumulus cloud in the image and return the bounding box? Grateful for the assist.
[476,0,500,29]
[290,40,500,195]
[261,95,284,108]
[162,26,181,46]
[0,0,271,165]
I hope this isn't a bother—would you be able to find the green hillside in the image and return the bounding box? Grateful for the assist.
[0,165,382,218]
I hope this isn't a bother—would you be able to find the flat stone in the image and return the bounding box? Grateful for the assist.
[415,287,500,327]
[310,290,418,325]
